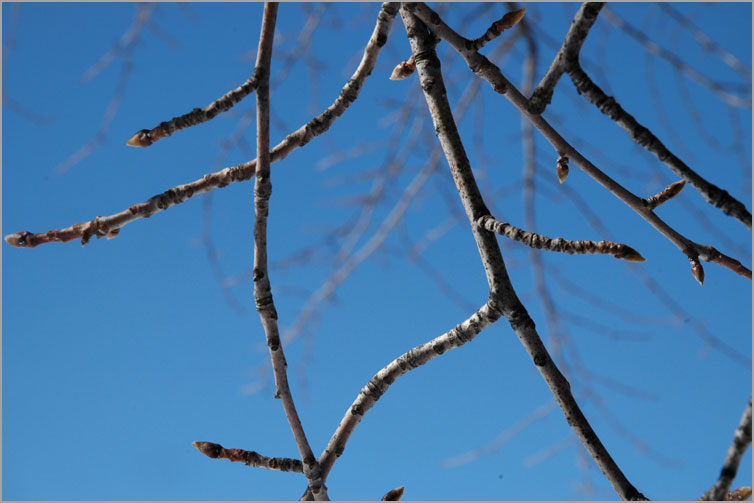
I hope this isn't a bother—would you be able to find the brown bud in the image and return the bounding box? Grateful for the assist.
[126,129,153,147]
[192,441,223,459]
[663,179,686,200]
[498,8,526,30]
[727,487,753,501]
[5,233,23,247]
[691,262,704,286]
[381,486,405,501]
[556,156,569,184]
[614,244,646,262]
[389,59,416,80]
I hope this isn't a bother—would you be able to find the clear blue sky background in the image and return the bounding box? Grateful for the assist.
[3,3,751,501]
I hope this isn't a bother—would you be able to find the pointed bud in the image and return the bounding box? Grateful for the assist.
[663,179,686,199]
[389,59,416,80]
[192,441,223,458]
[5,233,23,247]
[691,262,704,285]
[614,244,646,262]
[381,486,405,501]
[556,155,569,183]
[556,164,568,183]
[498,8,526,30]
[126,129,153,147]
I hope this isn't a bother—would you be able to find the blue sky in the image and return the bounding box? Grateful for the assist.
[3,3,751,501]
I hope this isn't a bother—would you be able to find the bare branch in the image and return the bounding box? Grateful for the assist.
[5,2,400,249]
[399,5,648,499]
[315,302,502,487]
[700,397,753,501]
[402,2,751,284]
[532,3,751,229]
[250,4,327,500]
[528,2,604,115]
[192,441,304,473]
[477,215,646,262]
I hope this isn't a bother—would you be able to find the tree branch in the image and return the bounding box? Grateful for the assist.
[401,2,751,284]
[530,2,751,229]
[192,441,304,473]
[528,2,604,115]
[315,302,502,491]
[5,2,399,250]
[250,4,327,500]
[397,6,647,500]
[477,215,646,262]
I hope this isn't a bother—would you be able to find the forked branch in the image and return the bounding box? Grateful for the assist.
[402,2,751,284]
[398,7,646,500]
[5,3,400,250]
[250,3,326,500]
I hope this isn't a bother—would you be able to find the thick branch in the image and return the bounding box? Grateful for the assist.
[399,6,646,500]
[250,4,327,500]
[700,397,753,501]
[5,2,399,250]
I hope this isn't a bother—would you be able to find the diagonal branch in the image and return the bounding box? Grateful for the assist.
[5,2,400,250]
[530,2,751,229]
[700,396,753,501]
[250,4,327,500]
[313,302,502,494]
[402,2,751,284]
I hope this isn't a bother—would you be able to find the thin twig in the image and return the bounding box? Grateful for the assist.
[643,180,686,210]
[316,302,502,489]
[478,215,645,262]
[468,8,525,52]
[5,2,400,250]
[192,441,304,473]
[700,397,753,501]
[250,4,327,500]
